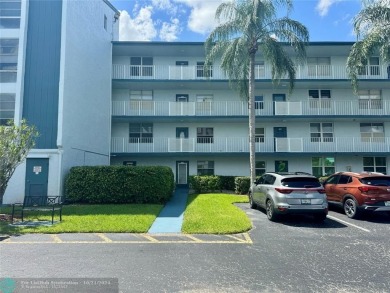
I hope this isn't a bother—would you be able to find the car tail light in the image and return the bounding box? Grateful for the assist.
[275,188,293,194]
[358,186,380,193]
[317,189,326,194]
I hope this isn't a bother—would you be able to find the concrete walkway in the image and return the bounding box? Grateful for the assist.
[148,187,188,234]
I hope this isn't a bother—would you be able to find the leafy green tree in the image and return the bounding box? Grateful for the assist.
[205,0,309,183]
[0,120,38,205]
[347,0,390,91]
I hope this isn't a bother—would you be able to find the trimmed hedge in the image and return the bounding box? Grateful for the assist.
[65,166,175,204]
[189,175,251,195]
[234,177,251,195]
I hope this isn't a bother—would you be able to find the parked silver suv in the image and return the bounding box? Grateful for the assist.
[248,172,328,221]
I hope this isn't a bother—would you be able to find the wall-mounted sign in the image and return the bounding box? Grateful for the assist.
[33,166,42,175]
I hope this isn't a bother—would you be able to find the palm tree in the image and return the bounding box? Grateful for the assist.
[205,0,309,184]
[347,0,390,91]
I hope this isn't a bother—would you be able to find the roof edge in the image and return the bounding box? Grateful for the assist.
[103,0,119,14]
[112,41,356,46]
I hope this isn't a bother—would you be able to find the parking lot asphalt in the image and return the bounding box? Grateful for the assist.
[1,203,389,293]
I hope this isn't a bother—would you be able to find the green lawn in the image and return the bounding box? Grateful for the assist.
[0,204,163,234]
[182,193,251,234]
[0,193,252,235]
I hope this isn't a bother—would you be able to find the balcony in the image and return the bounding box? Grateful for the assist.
[112,64,388,80]
[112,100,390,117]
[111,137,390,154]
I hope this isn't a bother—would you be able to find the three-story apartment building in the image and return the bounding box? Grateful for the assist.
[2,0,389,203]
[110,42,390,186]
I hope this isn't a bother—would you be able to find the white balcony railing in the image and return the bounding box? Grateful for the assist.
[111,137,390,154]
[112,64,389,80]
[112,100,390,117]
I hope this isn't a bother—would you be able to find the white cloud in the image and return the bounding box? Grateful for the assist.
[173,0,224,34]
[159,18,181,41]
[119,7,157,41]
[316,0,343,17]
[152,0,178,15]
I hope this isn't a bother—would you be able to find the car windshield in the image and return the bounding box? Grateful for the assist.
[360,177,390,186]
[281,178,321,188]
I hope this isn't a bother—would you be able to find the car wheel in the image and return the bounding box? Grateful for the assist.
[313,213,327,222]
[266,199,278,221]
[344,198,360,219]
[248,193,256,209]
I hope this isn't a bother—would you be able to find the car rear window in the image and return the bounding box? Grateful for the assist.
[281,178,321,188]
[360,177,390,186]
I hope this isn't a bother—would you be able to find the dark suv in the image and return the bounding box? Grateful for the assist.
[323,172,390,218]
[248,172,328,221]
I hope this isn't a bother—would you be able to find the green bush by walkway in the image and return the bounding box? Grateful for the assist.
[65,166,175,204]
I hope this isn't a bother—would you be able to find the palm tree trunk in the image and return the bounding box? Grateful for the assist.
[248,52,256,185]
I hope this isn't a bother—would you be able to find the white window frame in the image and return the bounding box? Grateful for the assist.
[363,157,387,174]
[197,161,214,176]
[312,157,335,177]
[310,122,333,143]
[360,123,384,142]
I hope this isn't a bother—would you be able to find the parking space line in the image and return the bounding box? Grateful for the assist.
[0,233,253,244]
[185,235,202,242]
[51,235,63,243]
[96,233,113,243]
[327,215,371,232]
[226,235,245,243]
[142,234,159,242]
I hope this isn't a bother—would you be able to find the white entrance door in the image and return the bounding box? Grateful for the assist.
[177,162,188,185]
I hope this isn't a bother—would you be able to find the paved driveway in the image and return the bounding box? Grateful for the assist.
[0,204,389,293]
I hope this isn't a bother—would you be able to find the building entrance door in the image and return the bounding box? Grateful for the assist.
[25,158,49,197]
[176,161,189,186]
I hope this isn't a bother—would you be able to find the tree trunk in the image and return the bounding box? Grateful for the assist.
[248,52,256,185]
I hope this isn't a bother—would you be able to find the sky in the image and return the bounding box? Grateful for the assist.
[110,0,363,42]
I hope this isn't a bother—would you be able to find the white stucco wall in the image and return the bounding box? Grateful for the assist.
[58,0,119,185]
[3,150,61,204]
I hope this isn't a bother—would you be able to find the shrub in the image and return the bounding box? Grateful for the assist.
[65,166,174,204]
[219,176,236,191]
[189,175,222,193]
[235,177,251,195]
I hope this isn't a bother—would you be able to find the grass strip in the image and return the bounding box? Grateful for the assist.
[182,193,251,234]
[0,204,163,234]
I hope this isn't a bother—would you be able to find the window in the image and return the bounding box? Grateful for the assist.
[363,157,387,174]
[0,93,15,125]
[255,161,266,176]
[0,0,21,28]
[130,90,153,100]
[196,61,212,78]
[255,96,263,110]
[176,94,188,102]
[307,57,331,76]
[310,123,333,142]
[358,90,381,109]
[197,127,213,143]
[129,123,153,143]
[360,123,384,142]
[255,61,265,78]
[104,15,107,30]
[197,161,214,175]
[196,94,213,112]
[130,57,153,77]
[255,128,265,143]
[359,57,380,76]
[308,90,331,108]
[312,157,335,177]
[175,61,188,66]
[0,39,18,83]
